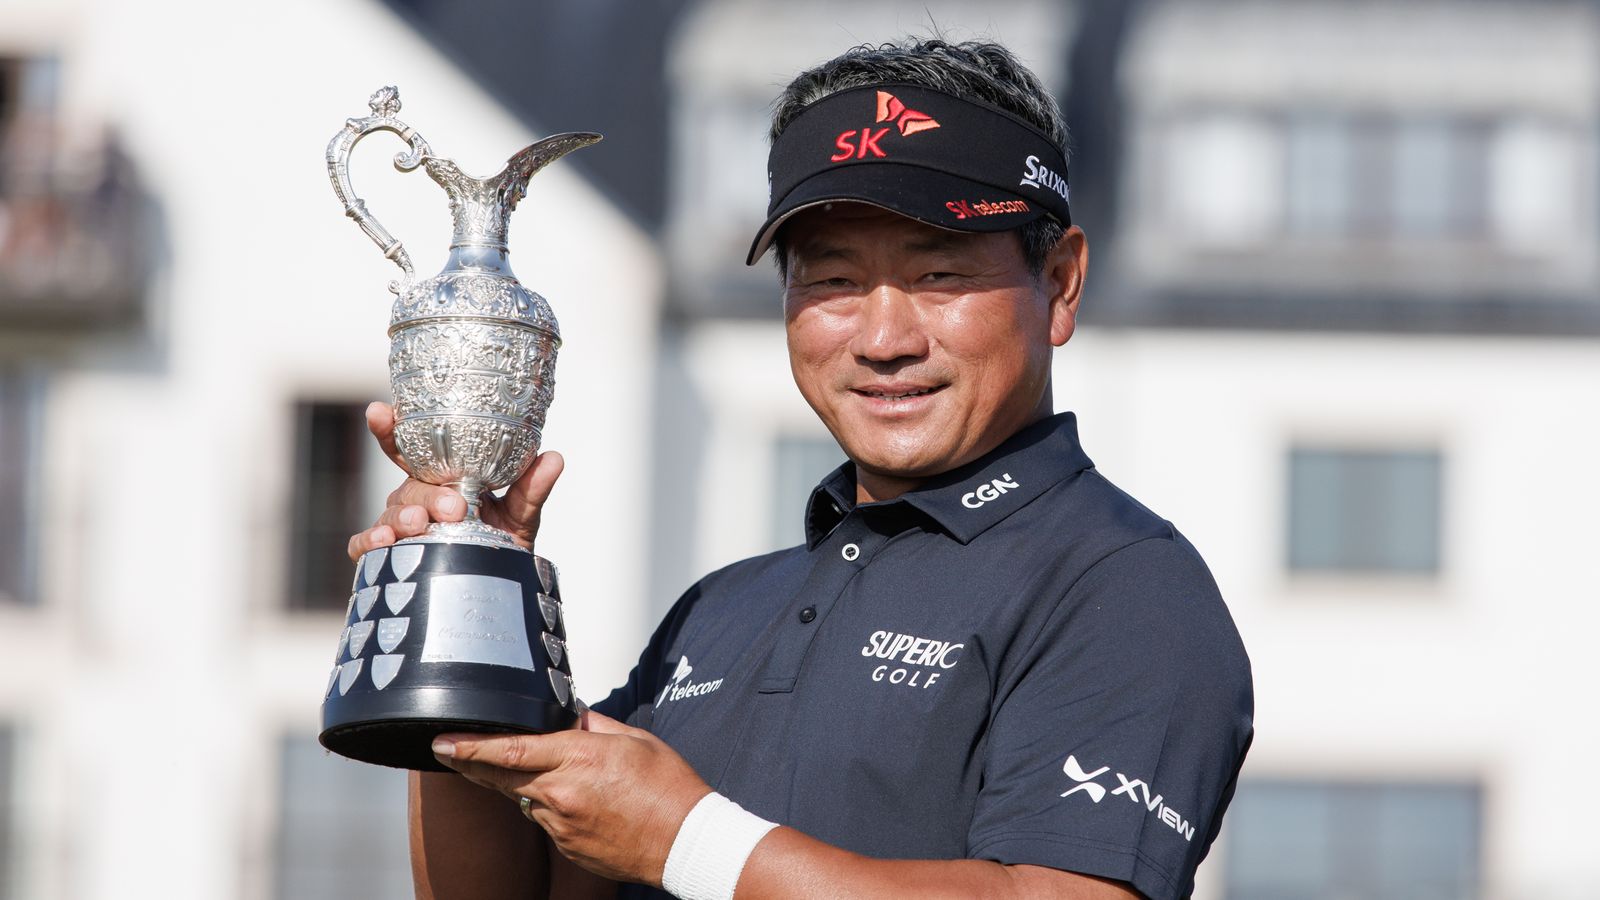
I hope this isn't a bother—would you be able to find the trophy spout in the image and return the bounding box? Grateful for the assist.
[499,132,604,205]
[424,132,602,250]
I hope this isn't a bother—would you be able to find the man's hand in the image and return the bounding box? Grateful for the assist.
[431,711,712,886]
[347,401,565,561]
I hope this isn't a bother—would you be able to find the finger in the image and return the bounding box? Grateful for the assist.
[435,731,573,774]
[373,503,432,539]
[485,450,563,542]
[437,760,549,807]
[386,478,467,523]
[347,524,396,562]
[435,756,535,797]
[365,401,410,474]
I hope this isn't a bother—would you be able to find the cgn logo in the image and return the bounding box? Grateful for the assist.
[961,473,1021,509]
[830,90,942,162]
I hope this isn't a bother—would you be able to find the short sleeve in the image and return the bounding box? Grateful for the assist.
[589,582,702,729]
[966,536,1254,900]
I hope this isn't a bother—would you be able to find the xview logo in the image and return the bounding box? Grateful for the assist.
[1060,754,1196,842]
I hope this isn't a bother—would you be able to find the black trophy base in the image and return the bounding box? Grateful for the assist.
[320,537,578,772]
[321,686,575,772]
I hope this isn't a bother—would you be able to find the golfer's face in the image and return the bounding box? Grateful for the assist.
[781,203,1072,485]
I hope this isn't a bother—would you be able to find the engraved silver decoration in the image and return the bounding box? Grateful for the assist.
[362,548,387,585]
[348,620,376,658]
[372,655,405,690]
[355,586,381,620]
[339,659,365,696]
[384,582,416,614]
[390,544,425,581]
[377,617,410,653]
[327,85,601,549]
[538,593,562,633]
[548,670,572,707]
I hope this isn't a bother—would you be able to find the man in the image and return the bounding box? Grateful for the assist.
[349,38,1252,900]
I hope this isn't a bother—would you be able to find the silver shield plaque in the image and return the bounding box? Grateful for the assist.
[420,574,536,671]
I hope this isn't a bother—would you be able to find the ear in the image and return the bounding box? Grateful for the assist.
[1043,225,1087,347]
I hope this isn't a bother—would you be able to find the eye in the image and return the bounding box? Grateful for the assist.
[921,271,964,283]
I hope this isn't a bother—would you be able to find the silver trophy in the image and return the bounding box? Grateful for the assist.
[318,86,599,770]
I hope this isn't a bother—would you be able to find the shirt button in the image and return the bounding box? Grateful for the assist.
[798,606,817,624]
[841,543,860,561]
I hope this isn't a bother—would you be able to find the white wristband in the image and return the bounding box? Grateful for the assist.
[661,792,779,900]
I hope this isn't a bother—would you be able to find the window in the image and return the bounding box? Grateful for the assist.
[287,401,393,613]
[1392,117,1488,239]
[1164,111,1283,245]
[770,435,845,548]
[1287,447,1442,574]
[1489,118,1585,251]
[1225,779,1482,900]
[0,365,41,605]
[274,734,410,900]
[1286,113,1354,236]
[1282,112,1490,241]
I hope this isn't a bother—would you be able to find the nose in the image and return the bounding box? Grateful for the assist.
[848,285,929,363]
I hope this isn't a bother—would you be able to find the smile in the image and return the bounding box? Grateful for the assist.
[852,384,946,402]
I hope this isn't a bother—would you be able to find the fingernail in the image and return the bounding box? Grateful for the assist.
[439,495,465,517]
[431,738,455,758]
[400,507,423,527]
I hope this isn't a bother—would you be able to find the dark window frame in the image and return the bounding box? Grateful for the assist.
[0,365,43,606]
[286,400,381,614]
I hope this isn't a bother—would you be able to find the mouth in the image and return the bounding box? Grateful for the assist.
[851,383,948,403]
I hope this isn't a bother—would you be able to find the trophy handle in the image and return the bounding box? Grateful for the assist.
[326,86,434,295]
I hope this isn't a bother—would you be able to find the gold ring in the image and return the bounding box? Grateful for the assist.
[518,795,536,821]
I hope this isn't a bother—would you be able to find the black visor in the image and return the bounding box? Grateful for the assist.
[747,83,1071,265]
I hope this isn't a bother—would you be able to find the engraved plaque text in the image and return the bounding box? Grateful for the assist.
[420,574,536,671]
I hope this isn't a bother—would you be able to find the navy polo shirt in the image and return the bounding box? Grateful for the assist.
[594,413,1253,900]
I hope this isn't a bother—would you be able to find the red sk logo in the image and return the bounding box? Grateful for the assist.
[876,90,940,136]
[830,90,942,162]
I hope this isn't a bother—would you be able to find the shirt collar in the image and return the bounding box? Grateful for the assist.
[802,413,1095,547]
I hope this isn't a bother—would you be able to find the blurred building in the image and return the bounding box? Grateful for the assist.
[1,1,1597,899]
[0,1,660,898]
